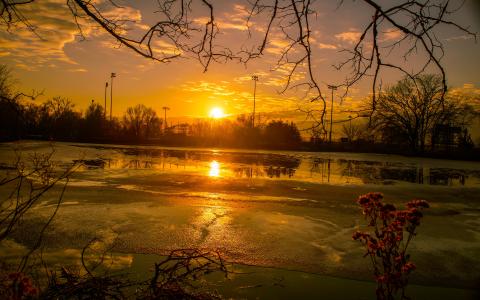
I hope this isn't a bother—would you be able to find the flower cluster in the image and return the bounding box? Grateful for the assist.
[0,272,38,300]
[353,193,429,300]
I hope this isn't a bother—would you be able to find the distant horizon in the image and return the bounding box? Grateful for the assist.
[14,90,480,143]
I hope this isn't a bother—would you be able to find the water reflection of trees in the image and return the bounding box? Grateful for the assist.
[232,166,297,178]
[233,166,265,178]
[120,148,301,167]
[123,159,154,169]
[310,158,334,183]
[74,146,479,186]
[334,159,472,186]
[74,158,157,169]
[429,168,468,186]
[265,166,296,178]
[73,159,106,169]
[119,148,302,178]
[74,147,302,178]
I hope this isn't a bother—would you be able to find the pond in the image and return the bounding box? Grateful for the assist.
[0,141,479,299]
[70,143,480,187]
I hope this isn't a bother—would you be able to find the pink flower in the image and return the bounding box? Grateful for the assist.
[402,262,416,273]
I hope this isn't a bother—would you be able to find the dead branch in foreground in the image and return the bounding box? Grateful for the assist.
[40,248,229,300]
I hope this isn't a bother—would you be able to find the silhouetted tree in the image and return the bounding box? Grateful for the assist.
[22,102,41,136]
[263,120,302,149]
[123,104,162,140]
[341,121,364,142]
[372,74,477,153]
[0,65,27,139]
[40,97,80,139]
[81,102,104,139]
[0,65,15,138]
[0,65,13,98]
[231,114,261,147]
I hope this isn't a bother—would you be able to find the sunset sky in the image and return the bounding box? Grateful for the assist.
[0,0,479,126]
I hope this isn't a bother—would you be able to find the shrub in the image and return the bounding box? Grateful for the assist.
[353,193,429,300]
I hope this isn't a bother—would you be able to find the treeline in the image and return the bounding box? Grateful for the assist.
[1,65,479,155]
[0,65,303,149]
[0,96,159,142]
[0,95,302,149]
[183,116,302,149]
[313,74,479,156]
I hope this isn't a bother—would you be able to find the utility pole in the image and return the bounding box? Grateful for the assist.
[104,82,108,119]
[110,72,116,121]
[162,106,170,133]
[251,75,259,128]
[327,85,337,143]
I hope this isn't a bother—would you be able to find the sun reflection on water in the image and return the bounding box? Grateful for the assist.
[209,160,220,177]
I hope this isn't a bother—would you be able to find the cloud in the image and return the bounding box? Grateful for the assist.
[218,3,251,31]
[318,43,338,50]
[182,81,236,97]
[0,0,80,70]
[234,65,305,89]
[179,79,299,113]
[381,28,402,41]
[444,34,476,42]
[334,30,361,44]
[193,17,248,32]
[0,0,144,71]
[99,4,142,21]
[265,38,294,55]
[218,21,248,31]
[448,84,480,108]
[152,40,183,56]
[193,2,278,33]
[69,68,88,73]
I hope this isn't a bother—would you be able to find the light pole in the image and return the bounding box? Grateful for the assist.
[104,82,108,119]
[162,106,170,133]
[110,72,116,121]
[251,75,259,128]
[348,115,352,142]
[327,85,337,143]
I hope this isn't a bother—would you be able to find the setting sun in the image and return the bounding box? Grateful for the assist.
[209,107,225,119]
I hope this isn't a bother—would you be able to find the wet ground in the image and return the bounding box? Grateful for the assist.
[0,141,479,299]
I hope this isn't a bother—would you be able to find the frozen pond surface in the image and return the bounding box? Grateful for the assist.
[1,141,479,299]
[61,143,480,186]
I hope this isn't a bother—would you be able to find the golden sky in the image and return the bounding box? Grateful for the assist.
[1,0,479,124]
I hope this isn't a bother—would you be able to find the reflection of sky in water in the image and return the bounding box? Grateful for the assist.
[68,146,480,187]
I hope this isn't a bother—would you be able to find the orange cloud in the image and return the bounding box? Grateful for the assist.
[318,43,338,50]
[381,28,403,41]
[0,0,145,71]
[334,30,361,44]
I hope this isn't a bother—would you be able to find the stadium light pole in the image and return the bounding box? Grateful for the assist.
[327,85,337,143]
[104,82,108,119]
[251,75,259,128]
[110,72,116,121]
[162,106,170,133]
